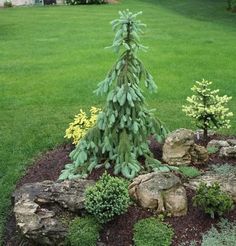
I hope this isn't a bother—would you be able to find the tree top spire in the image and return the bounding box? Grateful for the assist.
[109,10,147,54]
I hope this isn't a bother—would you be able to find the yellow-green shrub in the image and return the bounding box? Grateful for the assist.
[182,79,233,143]
[65,107,101,144]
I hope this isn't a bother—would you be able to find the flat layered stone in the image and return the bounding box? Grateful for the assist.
[13,179,94,245]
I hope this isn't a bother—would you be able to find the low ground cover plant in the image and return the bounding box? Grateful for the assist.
[211,163,236,175]
[66,216,101,246]
[201,219,236,246]
[207,146,219,154]
[193,182,234,218]
[178,166,201,178]
[182,79,233,144]
[181,219,236,246]
[133,217,174,246]
[85,172,130,223]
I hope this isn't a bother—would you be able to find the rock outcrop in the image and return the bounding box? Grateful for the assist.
[187,172,236,202]
[207,140,230,150]
[13,179,94,245]
[207,139,236,158]
[220,146,236,158]
[162,128,208,165]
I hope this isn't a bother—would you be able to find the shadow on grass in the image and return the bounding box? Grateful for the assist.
[143,0,236,29]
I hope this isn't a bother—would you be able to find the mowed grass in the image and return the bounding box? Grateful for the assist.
[0,0,235,242]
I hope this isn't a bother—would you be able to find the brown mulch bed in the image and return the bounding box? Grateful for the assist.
[3,135,236,246]
[166,188,236,246]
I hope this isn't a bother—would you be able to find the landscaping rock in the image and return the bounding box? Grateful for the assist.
[128,172,187,216]
[190,144,209,163]
[13,179,94,245]
[227,139,236,146]
[219,146,236,158]
[187,172,236,202]
[207,140,230,150]
[162,128,208,165]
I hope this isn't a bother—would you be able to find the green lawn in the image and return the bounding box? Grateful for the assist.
[0,0,235,242]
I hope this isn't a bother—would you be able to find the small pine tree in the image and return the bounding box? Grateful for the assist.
[182,79,233,143]
[59,10,168,180]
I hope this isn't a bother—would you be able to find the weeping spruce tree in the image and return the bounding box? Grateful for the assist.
[60,10,169,180]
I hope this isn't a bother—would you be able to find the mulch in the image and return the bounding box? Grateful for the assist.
[3,135,236,246]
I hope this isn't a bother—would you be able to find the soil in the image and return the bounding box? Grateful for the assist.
[3,135,236,246]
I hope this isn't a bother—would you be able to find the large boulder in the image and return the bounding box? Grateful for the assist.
[128,172,187,216]
[13,179,94,245]
[162,128,208,165]
[227,139,236,146]
[207,140,230,150]
[206,139,236,158]
[219,146,236,158]
[187,172,236,202]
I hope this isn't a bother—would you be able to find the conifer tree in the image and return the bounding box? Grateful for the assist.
[59,10,168,180]
[182,79,233,144]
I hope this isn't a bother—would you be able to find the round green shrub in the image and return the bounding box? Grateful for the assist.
[67,216,101,246]
[193,182,234,218]
[133,217,174,246]
[85,172,130,223]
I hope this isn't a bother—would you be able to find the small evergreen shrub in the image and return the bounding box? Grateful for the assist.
[182,79,233,143]
[4,0,12,7]
[85,172,130,223]
[133,217,174,246]
[201,219,236,246]
[193,182,234,218]
[178,166,201,178]
[67,216,101,246]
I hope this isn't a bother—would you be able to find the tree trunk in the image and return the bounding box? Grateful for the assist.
[203,127,208,146]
